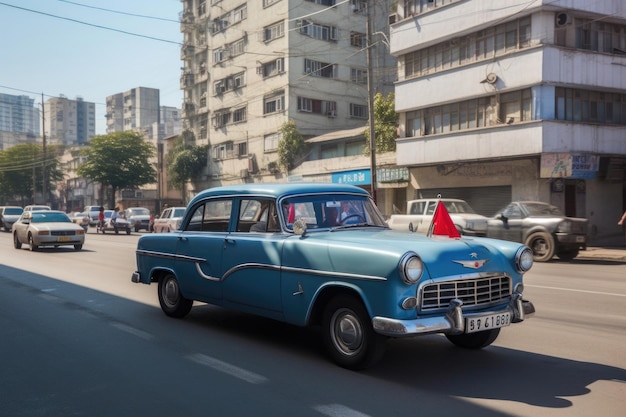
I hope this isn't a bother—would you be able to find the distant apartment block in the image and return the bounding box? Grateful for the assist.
[0,93,40,150]
[43,95,96,146]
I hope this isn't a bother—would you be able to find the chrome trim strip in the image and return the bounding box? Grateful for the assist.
[195,263,220,281]
[136,249,205,263]
[280,265,387,281]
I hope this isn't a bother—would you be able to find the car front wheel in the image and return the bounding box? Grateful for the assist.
[446,328,500,349]
[28,233,38,251]
[322,295,387,370]
[158,273,193,318]
[525,231,555,262]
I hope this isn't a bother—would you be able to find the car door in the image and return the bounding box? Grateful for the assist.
[220,197,285,319]
[155,209,170,232]
[174,198,233,303]
[417,200,437,233]
[487,203,524,243]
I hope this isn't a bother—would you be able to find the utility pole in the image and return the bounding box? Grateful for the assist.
[366,1,377,204]
[41,93,47,205]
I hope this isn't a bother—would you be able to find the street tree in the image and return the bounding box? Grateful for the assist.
[0,143,64,205]
[166,131,208,205]
[77,132,156,208]
[277,120,305,171]
[364,92,398,154]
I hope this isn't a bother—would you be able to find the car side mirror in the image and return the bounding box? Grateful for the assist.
[499,213,508,223]
[293,218,307,236]
[408,222,414,232]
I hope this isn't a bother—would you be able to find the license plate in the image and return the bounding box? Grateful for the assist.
[466,312,510,333]
[57,237,70,242]
[576,235,585,243]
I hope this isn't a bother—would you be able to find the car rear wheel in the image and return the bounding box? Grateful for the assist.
[446,328,500,349]
[28,233,38,251]
[13,233,21,249]
[322,295,387,370]
[74,244,83,251]
[158,273,193,318]
[525,231,555,262]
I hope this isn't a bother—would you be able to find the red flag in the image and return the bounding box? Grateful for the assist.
[430,201,461,238]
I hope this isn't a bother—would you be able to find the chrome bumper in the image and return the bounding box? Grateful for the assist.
[372,294,535,337]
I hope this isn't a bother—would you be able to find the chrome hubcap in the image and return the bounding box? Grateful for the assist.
[332,309,363,356]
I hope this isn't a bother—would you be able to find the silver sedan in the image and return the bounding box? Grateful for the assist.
[12,210,85,251]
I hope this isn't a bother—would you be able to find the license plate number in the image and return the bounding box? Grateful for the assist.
[57,237,70,242]
[466,312,510,333]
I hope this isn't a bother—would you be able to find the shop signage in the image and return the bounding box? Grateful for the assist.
[540,153,599,179]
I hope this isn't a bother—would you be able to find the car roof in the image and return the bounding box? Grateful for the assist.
[189,183,370,205]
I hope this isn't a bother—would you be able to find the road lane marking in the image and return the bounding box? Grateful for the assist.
[527,284,626,297]
[314,404,372,417]
[110,322,154,340]
[186,353,268,384]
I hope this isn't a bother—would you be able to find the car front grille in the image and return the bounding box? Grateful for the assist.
[51,231,78,236]
[420,274,511,312]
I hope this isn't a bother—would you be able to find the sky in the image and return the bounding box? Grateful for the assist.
[0,0,183,135]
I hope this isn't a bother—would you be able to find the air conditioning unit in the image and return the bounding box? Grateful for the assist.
[388,13,399,25]
[555,12,571,27]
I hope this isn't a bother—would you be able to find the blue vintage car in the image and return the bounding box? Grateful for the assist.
[132,183,535,369]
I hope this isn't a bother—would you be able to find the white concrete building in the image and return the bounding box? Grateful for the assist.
[0,93,40,150]
[390,0,626,244]
[43,95,95,146]
[179,0,396,199]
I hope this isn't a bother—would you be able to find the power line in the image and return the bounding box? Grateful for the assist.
[56,0,180,23]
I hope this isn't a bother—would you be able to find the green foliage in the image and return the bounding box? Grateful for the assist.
[277,120,305,171]
[166,131,208,202]
[0,143,64,204]
[77,131,156,207]
[364,92,398,154]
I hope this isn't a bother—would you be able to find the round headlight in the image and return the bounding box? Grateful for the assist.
[400,252,423,284]
[516,246,534,273]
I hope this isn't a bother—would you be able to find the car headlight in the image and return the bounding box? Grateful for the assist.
[515,246,534,273]
[399,252,423,284]
[557,220,571,233]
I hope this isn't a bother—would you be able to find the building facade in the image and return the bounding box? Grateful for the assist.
[390,0,626,244]
[0,93,40,150]
[43,95,95,146]
[179,0,396,199]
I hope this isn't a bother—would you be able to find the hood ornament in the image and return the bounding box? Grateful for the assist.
[453,257,489,269]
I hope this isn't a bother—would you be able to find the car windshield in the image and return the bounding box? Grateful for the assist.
[280,194,387,230]
[129,208,150,215]
[172,208,185,217]
[522,202,562,216]
[31,212,71,223]
[5,208,23,215]
[443,201,476,214]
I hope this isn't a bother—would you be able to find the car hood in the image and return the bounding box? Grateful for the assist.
[3,214,21,221]
[128,215,151,220]
[30,223,84,231]
[285,228,521,278]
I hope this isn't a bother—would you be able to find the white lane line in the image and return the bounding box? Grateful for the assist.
[110,322,154,341]
[186,353,268,384]
[527,284,626,298]
[314,404,372,417]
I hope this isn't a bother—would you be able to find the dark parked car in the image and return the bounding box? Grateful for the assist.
[0,206,23,232]
[486,201,588,262]
[125,207,151,232]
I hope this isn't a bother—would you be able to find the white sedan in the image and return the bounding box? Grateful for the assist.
[153,207,186,233]
[12,210,85,251]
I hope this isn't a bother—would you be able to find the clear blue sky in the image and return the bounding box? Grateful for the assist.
[0,0,183,135]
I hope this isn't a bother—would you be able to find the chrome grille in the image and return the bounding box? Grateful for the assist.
[51,231,77,236]
[420,275,511,311]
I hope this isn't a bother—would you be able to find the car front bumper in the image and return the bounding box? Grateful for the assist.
[372,294,535,337]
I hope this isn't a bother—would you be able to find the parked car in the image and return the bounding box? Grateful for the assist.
[12,210,85,251]
[68,211,90,232]
[96,210,131,235]
[84,205,103,226]
[132,183,535,370]
[387,198,488,236]
[486,201,588,262]
[0,206,23,232]
[125,207,151,232]
[23,205,51,212]
[153,207,186,233]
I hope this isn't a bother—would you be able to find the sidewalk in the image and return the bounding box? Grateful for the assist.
[575,246,626,262]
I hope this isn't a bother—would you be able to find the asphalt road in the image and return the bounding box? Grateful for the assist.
[0,230,624,417]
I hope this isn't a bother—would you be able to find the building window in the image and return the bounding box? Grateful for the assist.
[350,68,367,83]
[298,20,338,41]
[258,58,284,78]
[321,143,339,159]
[305,0,336,5]
[350,31,366,48]
[212,111,230,128]
[403,16,532,79]
[211,4,247,34]
[350,103,368,119]
[230,38,246,57]
[350,0,366,14]
[297,97,337,116]
[233,107,247,123]
[263,92,285,115]
[262,21,285,42]
[304,58,337,78]
[263,0,281,7]
[213,142,235,159]
[264,132,281,151]
[556,18,626,53]
[237,141,248,156]
[556,87,626,125]
[214,71,245,94]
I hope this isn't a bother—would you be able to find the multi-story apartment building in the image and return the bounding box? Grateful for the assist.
[179,0,396,201]
[43,95,95,146]
[105,87,160,135]
[390,0,626,244]
[0,93,40,150]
